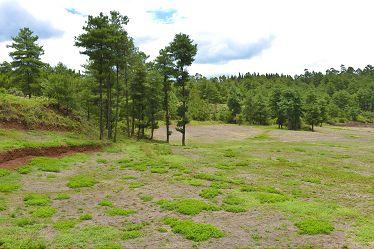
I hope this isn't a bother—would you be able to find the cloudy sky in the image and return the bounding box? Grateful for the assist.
[0,0,373,76]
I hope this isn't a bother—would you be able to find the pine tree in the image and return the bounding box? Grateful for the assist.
[7,28,44,98]
[269,88,286,128]
[156,47,174,142]
[304,92,321,131]
[75,13,113,140]
[280,89,302,130]
[169,33,197,146]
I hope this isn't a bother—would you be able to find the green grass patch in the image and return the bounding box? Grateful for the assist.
[53,225,123,248]
[0,198,6,211]
[12,217,36,227]
[295,219,334,235]
[0,172,20,192]
[55,193,70,200]
[157,198,219,215]
[200,187,221,199]
[122,222,145,240]
[252,192,288,203]
[98,200,114,207]
[32,206,56,218]
[106,207,136,216]
[355,219,374,243]
[53,219,78,230]
[67,175,96,188]
[24,193,51,206]
[0,168,10,177]
[79,213,93,221]
[163,217,224,242]
[123,230,141,240]
[128,182,144,189]
[150,166,168,174]
[139,194,153,202]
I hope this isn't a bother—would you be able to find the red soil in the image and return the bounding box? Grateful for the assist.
[0,144,101,170]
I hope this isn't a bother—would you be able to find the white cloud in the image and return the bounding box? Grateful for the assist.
[0,0,373,76]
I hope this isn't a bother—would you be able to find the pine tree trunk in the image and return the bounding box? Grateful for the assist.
[163,76,170,143]
[182,81,186,146]
[113,66,120,142]
[106,75,112,139]
[99,77,104,140]
[124,64,130,137]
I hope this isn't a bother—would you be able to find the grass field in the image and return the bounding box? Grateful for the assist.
[0,124,373,248]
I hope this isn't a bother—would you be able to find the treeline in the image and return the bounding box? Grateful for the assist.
[188,67,374,129]
[0,10,373,145]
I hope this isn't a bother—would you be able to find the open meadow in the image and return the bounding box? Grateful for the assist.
[0,124,373,249]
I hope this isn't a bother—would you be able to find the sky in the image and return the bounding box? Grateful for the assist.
[0,0,373,77]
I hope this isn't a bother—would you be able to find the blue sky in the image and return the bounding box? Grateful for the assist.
[0,0,373,76]
[0,1,62,42]
[147,9,177,24]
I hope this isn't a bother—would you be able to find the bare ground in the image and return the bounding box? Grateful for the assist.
[153,124,263,143]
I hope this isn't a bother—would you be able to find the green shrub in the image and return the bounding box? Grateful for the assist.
[163,217,224,242]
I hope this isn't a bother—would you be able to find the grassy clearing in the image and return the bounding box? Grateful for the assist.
[0,124,373,248]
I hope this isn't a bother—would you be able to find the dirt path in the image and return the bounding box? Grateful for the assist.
[0,144,101,169]
[154,124,262,143]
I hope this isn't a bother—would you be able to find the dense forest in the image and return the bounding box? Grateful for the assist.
[0,11,373,145]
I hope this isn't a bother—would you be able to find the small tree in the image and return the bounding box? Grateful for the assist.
[7,28,44,98]
[304,92,320,131]
[269,88,286,128]
[227,88,242,123]
[169,33,197,146]
[280,89,302,130]
[42,63,77,113]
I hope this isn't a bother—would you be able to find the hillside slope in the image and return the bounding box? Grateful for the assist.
[0,93,90,131]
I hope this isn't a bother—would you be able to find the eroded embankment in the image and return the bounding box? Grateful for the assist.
[0,144,101,169]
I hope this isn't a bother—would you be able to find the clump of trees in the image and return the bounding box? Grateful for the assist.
[0,10,373,142]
